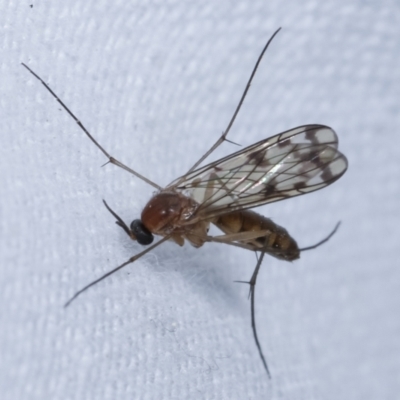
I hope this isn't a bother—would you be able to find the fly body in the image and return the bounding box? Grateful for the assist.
[22,28,347,377]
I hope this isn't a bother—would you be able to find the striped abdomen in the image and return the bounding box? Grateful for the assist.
[213,210,299,261]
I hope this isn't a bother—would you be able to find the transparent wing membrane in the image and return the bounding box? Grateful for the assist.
[170,125,347,219]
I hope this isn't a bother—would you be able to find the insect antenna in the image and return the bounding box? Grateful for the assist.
[21,63,161,190]
[300,221,341,252]
[182,27,282,178]
[102,199,132,238]
[64,235,171,307]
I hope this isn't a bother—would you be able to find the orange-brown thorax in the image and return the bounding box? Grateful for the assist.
[214,210,300,261]
[141,191,209,247]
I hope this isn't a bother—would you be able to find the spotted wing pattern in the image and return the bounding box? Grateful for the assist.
[168,125,348,220]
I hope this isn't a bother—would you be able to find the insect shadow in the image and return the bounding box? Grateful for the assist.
[22,28,348,378]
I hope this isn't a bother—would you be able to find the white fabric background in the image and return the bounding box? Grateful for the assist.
[1,1,399,399]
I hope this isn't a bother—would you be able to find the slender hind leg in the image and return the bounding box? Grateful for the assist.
[235,251,270,378]
[64,235,171,307]
[179,28,282,179]
[21,63,161,190]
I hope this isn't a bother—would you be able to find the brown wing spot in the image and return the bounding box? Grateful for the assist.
[309,150,324,168]
[247,149,267,165]
[259,158,273,167]
[277,138,292,148]
[321,167,334,182]
[294,181,306,190]
[305,128,321,144]
[264,184,276,196]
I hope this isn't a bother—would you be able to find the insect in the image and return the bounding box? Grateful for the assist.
[22,28,348,378]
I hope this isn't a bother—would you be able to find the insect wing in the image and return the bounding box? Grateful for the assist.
[169,125,348,219]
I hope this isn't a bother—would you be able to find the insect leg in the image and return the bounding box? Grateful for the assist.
[248,250,271,377]
[300,221,341,252]
[234,250,271,377]
[21,63,161,190]
[182,28,281,177]
[204,231,272,376]
[233,251,270,377]
[64,235,170,307]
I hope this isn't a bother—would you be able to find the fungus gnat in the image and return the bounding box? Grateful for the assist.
[22,28,348,377]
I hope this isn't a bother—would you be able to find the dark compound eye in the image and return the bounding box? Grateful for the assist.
[130,219,154,245]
